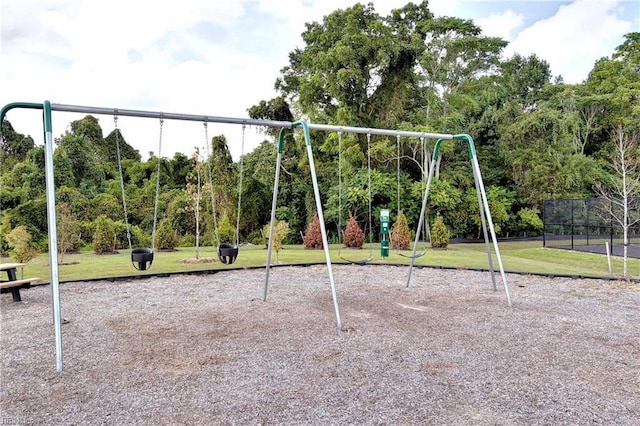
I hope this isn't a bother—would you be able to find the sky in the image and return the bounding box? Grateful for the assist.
[1,0,638,161]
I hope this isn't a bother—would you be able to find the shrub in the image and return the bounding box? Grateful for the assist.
[303,212,323,249]
[179,234,195,247]
[343,214,365,248]
[263,220,290,261]
[391,210,411,250]
[56,202,81,262]
[6,225,39,263]
[130,225,151,249]
[155,218,178,250]
[430,214,449,249]
[247,229,265,246]
[93,215,117,254]
[217,212,235,244]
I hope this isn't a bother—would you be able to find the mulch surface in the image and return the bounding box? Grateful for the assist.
[1,265,639,425]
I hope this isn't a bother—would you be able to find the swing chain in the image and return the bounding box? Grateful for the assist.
[235,124,246,247]
[203,120,220,246]
[366,133,373,249]
[114,114,133,251]
[150,118,163,251]
[338,131,342,245]
[397,134,401,216]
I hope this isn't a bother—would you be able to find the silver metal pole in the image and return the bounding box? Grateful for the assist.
[264,130,285,301]
[298,121,343,331]
[49,103,454,141]
[43,101,63,371]
[304,123,453,140]
[50,103,294,129]
[406,142,439,288]
[471,155,512,307]
[473,165,497,290]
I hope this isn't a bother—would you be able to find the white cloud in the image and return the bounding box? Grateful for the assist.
[1,0,636,161]
[428,0,463,17]
[1,0,282,160]
[476,9,526,41]
[504,0,634,83]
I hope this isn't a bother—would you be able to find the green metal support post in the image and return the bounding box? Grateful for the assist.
[1,101,64,371]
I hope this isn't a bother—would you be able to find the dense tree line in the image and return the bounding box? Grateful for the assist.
[1,2,638,255]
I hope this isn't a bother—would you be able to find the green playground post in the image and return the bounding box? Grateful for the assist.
[380,209,390,257]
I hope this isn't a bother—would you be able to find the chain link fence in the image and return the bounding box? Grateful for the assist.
[543,198,640,257]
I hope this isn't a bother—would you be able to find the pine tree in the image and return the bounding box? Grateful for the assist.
[303,212,323,249]
[155,218,178,250]
[431,214,449,249]
[391,210,411,250]
[93,215,117,254]
[344,214,365,248]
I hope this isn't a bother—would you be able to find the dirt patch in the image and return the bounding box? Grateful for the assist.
[1,265,639,424]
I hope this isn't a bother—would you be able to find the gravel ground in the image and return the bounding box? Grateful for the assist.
[1,264,639,425]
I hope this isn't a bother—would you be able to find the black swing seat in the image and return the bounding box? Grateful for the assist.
[131,248,154,271]
[218,243,239,265]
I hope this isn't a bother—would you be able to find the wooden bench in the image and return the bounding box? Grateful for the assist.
[0,278,40,302]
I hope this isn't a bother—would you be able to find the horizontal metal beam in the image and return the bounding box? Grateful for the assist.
[50,103,454,140]
[307,122,453,140]
[2,101,455,141]
[50,103,294,129]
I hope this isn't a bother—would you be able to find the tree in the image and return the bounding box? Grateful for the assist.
[391,210,411,250]
[431,214,449,249]
[56,202,81,263]
[498,107,595,208]
[418,16,508,176]
[205,134,235,223]
[6,225,39,264]
[186,148,204,259]
[216,212,236,245]
[594,125,640,277]
[93,215,117,254]
[104,127,141,165]
[586,33,640,128]
[343,214,365,248]
[247,97,294,139]
[303,212,323,249]
[1,119,35,173]
[276,3,386,124]
[263,220,290,262]
[500,53,552,110]
[155,218,178,250]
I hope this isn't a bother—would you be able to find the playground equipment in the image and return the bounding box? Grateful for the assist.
[203,121,246,265]
[338,132,374,264]
[113,114,162,271]
[395,134,427,259]
[380,209,390,257]
[0,100,511,373]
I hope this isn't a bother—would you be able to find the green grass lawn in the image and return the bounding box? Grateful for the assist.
[3,239,640,283]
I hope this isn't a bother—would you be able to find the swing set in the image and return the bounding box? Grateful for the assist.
[202,120,246,265]
[337,131,374,264]
[336,132,428,262]
[0,100,511,373]
[113,114,162,271]
[113,115,247,268]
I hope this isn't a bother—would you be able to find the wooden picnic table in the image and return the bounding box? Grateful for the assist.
[0,263,39,302]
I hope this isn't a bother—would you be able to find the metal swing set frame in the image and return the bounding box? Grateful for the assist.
[0,100,511,372]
